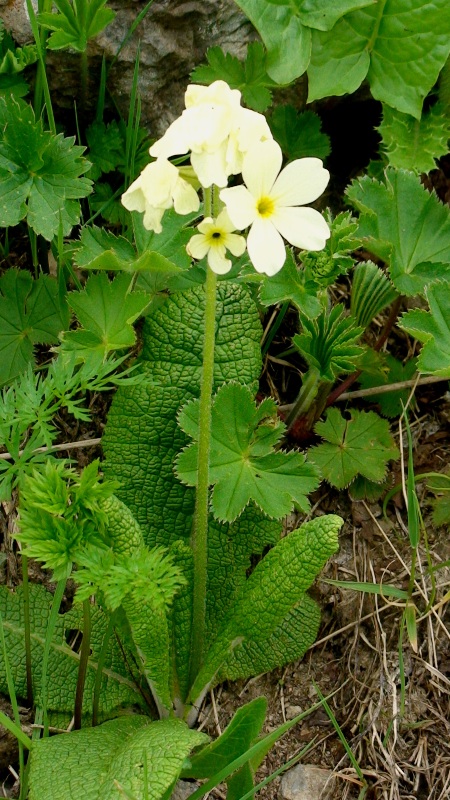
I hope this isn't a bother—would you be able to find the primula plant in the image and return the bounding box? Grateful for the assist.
[1,1,450,798]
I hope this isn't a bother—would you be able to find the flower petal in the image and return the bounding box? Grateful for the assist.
[247,217,286,275]
[272,206,331,250]
[208,245,232,275]
[242,139,283,198]
[223,232,246,257]
[220,185,257,229]
[187,233,210,260]
[142,205,165,233]
[121,184,146,213]
[272,157,330,207]
[191,144,229,188]
[172,178,200,215]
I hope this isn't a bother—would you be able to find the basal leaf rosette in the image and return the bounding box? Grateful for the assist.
[175,382,320,522]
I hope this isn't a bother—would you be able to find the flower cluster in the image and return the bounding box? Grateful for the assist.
[122,80,330,276]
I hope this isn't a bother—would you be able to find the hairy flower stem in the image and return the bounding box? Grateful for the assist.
[73,599,92,730]
[189,187,217,688]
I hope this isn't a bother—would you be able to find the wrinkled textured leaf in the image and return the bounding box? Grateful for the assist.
[0,584,143,723]
[308,0,450,118]
[233,0,374,83]
[188,515,342,704]
[0,269,69,385]
[309,407,399,488]
[0,96,92,239]
[103,284,281,686]
[191,43,273,111]
[378,103,450,173]
[29,716,208,800]
[176,383,320,522]
[346,169,450,295]
[269,106,330,160]
[399,281,450,377]
[258,247,321,317]
[60,273,150,360]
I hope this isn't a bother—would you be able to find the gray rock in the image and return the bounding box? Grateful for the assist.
[1,0,254,133]
[279,764,335,800]
[171,779,201,799]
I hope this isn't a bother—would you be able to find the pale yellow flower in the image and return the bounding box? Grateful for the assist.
[150,80,272,189]
[121,158,199,233]
[187,209,246,274]
[220,139,330,276]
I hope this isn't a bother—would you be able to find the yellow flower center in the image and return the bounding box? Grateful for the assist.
[207,229,223,245]
[256,196,275,218]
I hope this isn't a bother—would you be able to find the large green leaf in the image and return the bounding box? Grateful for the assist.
[0,269,69,386]
[346,169,450,295]
[308,0,450,118]
[176,383,320,522]
[188,514,342,706]
[233,0,374,83]
[0,96,92,239]
[0,584,143,723]
[399,281,450,377]
[29,716,208,800]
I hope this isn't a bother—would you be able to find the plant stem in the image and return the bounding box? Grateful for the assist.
[21,555,33,707]
[189,189,217,687]
[73,598,92,730]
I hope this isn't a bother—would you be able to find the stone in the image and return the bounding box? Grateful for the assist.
[1,0,254,133]
[279,764,335,800]
[171,780,201,799]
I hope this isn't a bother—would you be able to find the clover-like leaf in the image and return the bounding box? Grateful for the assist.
[399,281,450,377]
[308,0,450,118]
[0,269,69,386]
[346,169,450,295]
[85,119,124,181]
[38,0,116,52]
[269,106,330,161]
[309,407,399,489]
[191,43,274,112]
[60,273,150,362]
[176,383,320,522]
[0,96,92,239]
[293,304,364,382]
[258,247,321,317]
[378,103,450,173]
[233,0,374,83]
